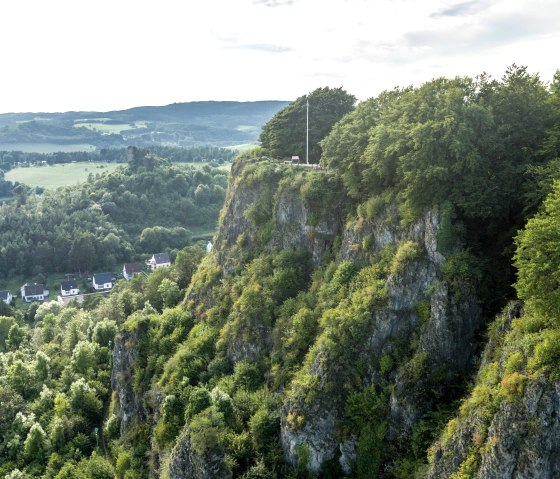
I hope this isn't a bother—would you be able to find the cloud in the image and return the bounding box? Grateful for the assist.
[430,0,491,18]
[230,43,295,53]
[407,10,558,55]
[253,0,295,7]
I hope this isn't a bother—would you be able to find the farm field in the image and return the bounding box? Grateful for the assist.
[5,162,122,188]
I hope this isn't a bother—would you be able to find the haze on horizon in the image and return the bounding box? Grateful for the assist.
[1,0,559,114]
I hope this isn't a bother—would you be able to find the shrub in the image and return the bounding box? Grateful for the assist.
[390,241,420,276]
[189,406,226,456]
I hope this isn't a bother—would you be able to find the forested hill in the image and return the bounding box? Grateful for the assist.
[0,151,227,279]
[0,100,289,149]
[2,71,560,479]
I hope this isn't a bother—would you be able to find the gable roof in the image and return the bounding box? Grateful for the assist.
[0,291,10,300]
[23,283,45,296]
[124,263,143,274]
[93,272,113,284]
[152,253,171,264]
[61,280,78,290]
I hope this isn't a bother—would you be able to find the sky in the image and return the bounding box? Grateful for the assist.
[0,0,559,113]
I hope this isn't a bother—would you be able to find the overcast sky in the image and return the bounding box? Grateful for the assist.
[1,0,559,113]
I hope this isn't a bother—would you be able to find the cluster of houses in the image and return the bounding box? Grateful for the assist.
[0,252,172,307]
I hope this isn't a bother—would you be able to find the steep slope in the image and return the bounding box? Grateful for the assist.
[108,158,484,478]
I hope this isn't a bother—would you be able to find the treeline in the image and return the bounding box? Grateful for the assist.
[0,153,227,279]
[0,145,236,171]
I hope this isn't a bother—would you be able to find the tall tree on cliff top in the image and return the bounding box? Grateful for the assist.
[259,87,355,163]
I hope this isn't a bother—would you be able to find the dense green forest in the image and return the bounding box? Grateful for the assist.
[0,150,227,279]
[1,66,560,479]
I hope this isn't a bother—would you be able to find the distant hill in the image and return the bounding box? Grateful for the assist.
[0,101,289,151]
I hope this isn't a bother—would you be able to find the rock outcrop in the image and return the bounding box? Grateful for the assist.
[281,209,482,474]
[111,323,149,434]
[168,428,231,479]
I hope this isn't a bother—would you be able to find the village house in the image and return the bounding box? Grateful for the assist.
[147,253,171,271]
[0,290,13,305]
[21,283,49,303]
[123,262,144,280]
[60,280,80,297]
[92,273,114,291]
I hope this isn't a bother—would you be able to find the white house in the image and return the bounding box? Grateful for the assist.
[60,280,80,297]
[206,241,213,253]
[92,273,114,291]
[123,263,143,280]
[0,290,13,305]
[21,283,49,303]
[147,253,171,271]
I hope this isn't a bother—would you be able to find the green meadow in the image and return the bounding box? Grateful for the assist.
[5,162,122,189]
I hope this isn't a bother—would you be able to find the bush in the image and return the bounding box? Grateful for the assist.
[185,387,211,420]
[189,406,226,456]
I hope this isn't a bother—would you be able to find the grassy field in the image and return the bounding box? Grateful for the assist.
[0,143,96,153]
[5,162,122,188]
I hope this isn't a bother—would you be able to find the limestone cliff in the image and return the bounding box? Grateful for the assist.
[281,209,481,474]
[183,159,482,476]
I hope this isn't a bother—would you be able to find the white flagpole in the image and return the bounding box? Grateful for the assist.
[306,97,309,165]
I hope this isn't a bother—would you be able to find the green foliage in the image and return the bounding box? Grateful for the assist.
[356,422,387,479]
[189,406,226,456]
[23,423,49,462]
[0,156,226,279]
[390,241,421,276]
[158,279,182,308]
[527,329,560,377]
[260,87,355,163]
[441,250,483,299]
[515,181,560,319]
[185,387,211,420]
[323,68,552,223]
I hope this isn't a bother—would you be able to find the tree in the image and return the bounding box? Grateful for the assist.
[23,422,50,461]
[157,279,182,308]
[514,181,560,320]
[173,245,205,289]
[260,87,355,163]
[0,315,16,351]
[69,234,97,272]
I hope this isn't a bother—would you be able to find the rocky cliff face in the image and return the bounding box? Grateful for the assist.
[428,303,560,479]
[281,209,482,474]
[168,429,231,479]
[111,323,149,434]
[214,160,345,274]
[165,159,486,477]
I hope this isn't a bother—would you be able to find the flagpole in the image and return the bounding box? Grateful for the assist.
[306,97,309,165]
